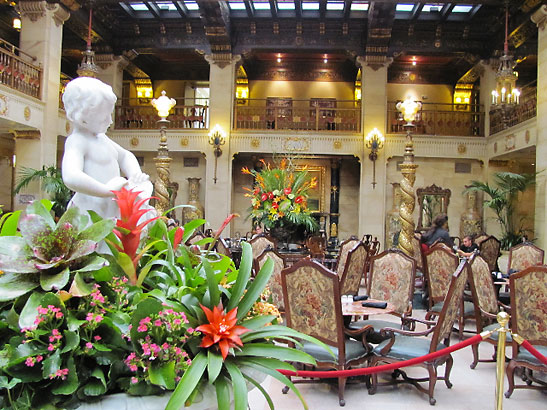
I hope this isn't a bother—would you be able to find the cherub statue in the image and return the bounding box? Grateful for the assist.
[61,77,153,220]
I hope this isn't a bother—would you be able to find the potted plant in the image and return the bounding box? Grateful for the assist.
[242,159,318,244]
[0,189,329,409]
[465,171,536,250]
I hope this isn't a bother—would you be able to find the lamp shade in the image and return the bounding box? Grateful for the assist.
[396,97,422,123]
[151,91,176,119]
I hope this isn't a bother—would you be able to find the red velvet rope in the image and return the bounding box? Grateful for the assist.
[520,339,547,366]
[278,333,483,378]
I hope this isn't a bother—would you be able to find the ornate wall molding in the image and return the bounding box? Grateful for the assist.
[0,86,45,130]
[385,134,487,160]
[531,5,547,31]
[486,118,536,159]
[16,1,70,26]
[356,55,393,71]
[95,54,130,72]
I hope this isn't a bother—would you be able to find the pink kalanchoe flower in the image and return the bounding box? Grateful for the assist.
[25,357,35,367]
[131,377,139,384]
[86,342,93,349]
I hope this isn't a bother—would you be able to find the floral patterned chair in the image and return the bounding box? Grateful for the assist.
[335,236,361,276]
[368,259,468,405]
[505,265,547,398]
[339,242,368,296]
[248,234,277,260]
[213,237,231,257]
[424,243,473,339]
[467,254,511,369]
[281,259,371,406]
[476,235,501,273]
[254,248,286,312]
[348,249,416,337]
[507,242,544,273]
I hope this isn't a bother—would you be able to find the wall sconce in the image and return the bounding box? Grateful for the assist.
[365,128,385,189]
[12,18,21,30]
[135,78,153,104]
[208,124,226,184]
[151,90,176,215]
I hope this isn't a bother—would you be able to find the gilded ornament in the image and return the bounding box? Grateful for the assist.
[251,138,260,148]
[0,94,8,116]
[180,137,189,147]
[130,137,139,147]
[24,106,31,121]
[333,140,342,150]
[457,144,466,154]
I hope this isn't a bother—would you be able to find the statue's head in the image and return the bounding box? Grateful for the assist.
[62,77,117,134]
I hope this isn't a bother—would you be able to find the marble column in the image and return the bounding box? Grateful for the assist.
[533,5,547,250]
[479,60,497,138]
[14,1,69,209]
[356,56,392,246]
[203,55,240,231]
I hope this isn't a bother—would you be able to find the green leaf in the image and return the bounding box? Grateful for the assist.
[166,351,207,410]
[42,349,61,379]
[0,375,21,389]
[77,218,116,242]
[224,360,248,410]
[0,271,37,301]
[207,350,223,384]
[242,371,274,410]
[203,259,220,308]
[18,291,44,329]
[83,379,107,396]
[182,219,206,242]
[149,361,176,390]
[116,252,137,285]
[0,210,22,236]
[236,343,316,365]
[214,376,231,410]
[61,330,80,353]
[240,315,277,330]
[51,356,78,395]
[40,267,70,291]
[68,272,93,297]
[73,255,108,273]
[226,241,253,312]
[27,200,55,229]
[236,257,274,320]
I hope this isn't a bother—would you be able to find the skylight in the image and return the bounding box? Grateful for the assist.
[277,1,295,10]
[129,3,148,11]
[156,2,177,11]
[184,1,199,10]
[228,1,246,10]
[422,4,443,12]
[302,1,319,10]
[253,0,270,10]
[396,4,414,12]
[351,2,369,11]
[326,1,345,11]
[452,5,473,13]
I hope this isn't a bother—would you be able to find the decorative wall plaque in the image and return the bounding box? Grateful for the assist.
[24,106,31,121]
[130,137,139,147]
[283,137,310,152]
[250,138,260,148]
[180,137,189,147]
[0,94,7,116]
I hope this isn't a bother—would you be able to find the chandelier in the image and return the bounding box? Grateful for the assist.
[77,9,100,78]
[491,4,520,107]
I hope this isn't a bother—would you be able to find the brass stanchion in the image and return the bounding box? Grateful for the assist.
[495,311,510,410]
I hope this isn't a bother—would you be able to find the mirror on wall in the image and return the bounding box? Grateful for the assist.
[416,184,451,231]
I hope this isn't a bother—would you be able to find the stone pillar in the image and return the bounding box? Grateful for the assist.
[96,54,130,99]
[14,1,69,208]
[533,6,547,250]
[479,60,497,137]
[356,56,391,245]
[203,55,240,231]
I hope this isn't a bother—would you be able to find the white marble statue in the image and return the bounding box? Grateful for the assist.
[62,77,154,220]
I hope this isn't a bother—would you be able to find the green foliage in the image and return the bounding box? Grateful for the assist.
[466,171,536,249]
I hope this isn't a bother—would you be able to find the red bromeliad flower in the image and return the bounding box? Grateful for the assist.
[196,304,249,360]
[112,188,159,268]
[173,227,184,248]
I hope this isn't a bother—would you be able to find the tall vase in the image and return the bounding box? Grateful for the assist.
[182,177,204,224]
[460,188,482,239]
[386,183,402,249]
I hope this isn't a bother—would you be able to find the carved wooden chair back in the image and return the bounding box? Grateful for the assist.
[306,235,327,259]
[423,242,459,308]
[476,235,501,273]
[254,248,286,312]
[248,234,277,259]
[508,242,544,273]
[336,236,361,276]
[339,242,367,296]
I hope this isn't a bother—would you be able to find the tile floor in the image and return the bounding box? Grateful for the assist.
[248,309,546,410]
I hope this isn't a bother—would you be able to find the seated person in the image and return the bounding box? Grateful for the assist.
[456,235,479,258]
[420,213,453,250]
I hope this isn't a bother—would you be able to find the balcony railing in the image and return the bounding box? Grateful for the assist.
[234,99,361,132]
[0,39,41,99]
[387,102,484,137]
[114,98,209,129]
[489,84,536,135]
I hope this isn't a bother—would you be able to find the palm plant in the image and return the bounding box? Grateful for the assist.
[466,171,536,249]
[14,166,73,218]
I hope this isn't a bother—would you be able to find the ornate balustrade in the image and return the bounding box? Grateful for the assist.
[387,101,484,137]
[489,84,536,135]
[234,99,361,132]
[0,39,41,99]
[114,98,209,129]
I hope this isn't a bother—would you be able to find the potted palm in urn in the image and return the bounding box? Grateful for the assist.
[242,159,319,246]
[0,189,329,409]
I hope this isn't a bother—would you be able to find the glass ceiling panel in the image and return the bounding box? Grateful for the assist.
[156,2,177,10]
[302,1,319,10]
[253,0,271,9]
[351,2,369,11]
[129,3,148,11]
[452,5,473,13]
[277,1,295,10]
[396,4,414,12]
[184,1,199,10]
[228,1,246,10]
[326,1,345,11]
[422,4,443,12]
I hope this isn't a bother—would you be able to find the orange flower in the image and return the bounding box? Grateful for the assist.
[196,303,250,360]
[241,167,252,175]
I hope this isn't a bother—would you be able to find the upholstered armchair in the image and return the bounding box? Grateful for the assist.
[254,248,286,312]
[336,236,361,276]
[476,235,501,273]
[306,235,327,259]
[248,234,277,259]
[467,254,511,369]
[507,242,544,273]
[339,242,368,296]
[281,259,371,406]
[505,265,547,398]
[368,260,469,405]
[186,230,211,249]
[348,249,416,338]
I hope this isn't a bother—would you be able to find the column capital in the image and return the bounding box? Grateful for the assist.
[204,53,241,68]
[16,1,70,26]
[95,54,131,72]
[356,55,393,71]
[531,4,547,31]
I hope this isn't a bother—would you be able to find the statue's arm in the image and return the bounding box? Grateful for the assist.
[62,138,126,197]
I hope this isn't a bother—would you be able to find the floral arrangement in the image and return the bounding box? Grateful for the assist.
[0,190,329,409]
[242,159,319,232]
